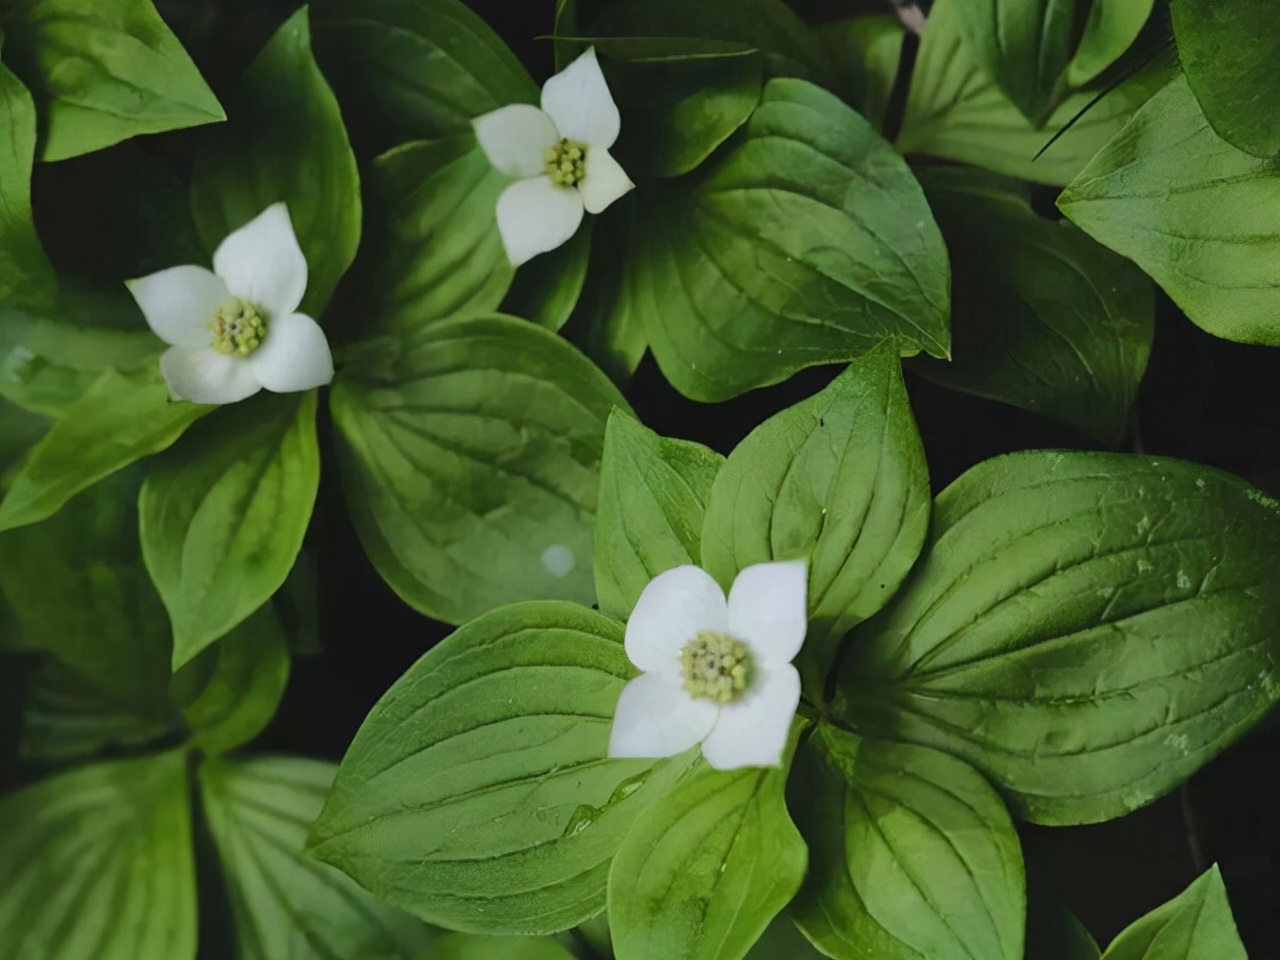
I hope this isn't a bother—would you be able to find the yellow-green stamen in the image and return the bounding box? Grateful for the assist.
[545,138,588,188]
[680,630,752,704]
[210,297,266,357]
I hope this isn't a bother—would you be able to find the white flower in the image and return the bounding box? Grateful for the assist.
[125,203,334,405]
[608,560,807,771]
[472,47,635,267]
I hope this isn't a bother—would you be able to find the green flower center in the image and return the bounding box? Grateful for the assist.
[210,297,266,357]
[680,630,752,704]
[545,138,588,188]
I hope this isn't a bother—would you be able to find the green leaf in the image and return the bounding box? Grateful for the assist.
[701,345,930,697]
[0,750,196,960]
[814,15,905,133]
[914,166,1154,443]
[3,0,223,161]
[309,601,688,934]
[632,77,950,401]
[331,314,626,625]
[1170,0,1280,158]
[139,390,319,668]
[1026,884,1101,960]
[501,217,593,333]
[950,0,1083,123]
[835,451,1280,824]
[744,913,829,959]
[0,365,206,530]
[1100,865,1246,960]
[190,6,360,318]
[1058,75,1280,346]
[789,724,1025,960]
[898,0,1175,185]
[0,63,54,307]
[0,468,172,701]
[572,200,649,384]
[200,756,432,960]
[311,0,537,149]
[594,409,723,621]
[608,734,808,960]
[170,603,291,756]
[1066,0,1155,87]
[432,932,576,960]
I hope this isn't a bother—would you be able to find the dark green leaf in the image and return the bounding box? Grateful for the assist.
[309,602,688,934]
[632,77,950,401]
[701,345,930,698]
[814,15,904,133]
[139,390,319,668]
[0,62,54,307]
[836,451,1280,824]
[0,750,196,960]
[190,6,360,317]
[331,314,626,624]
[789,724,1025,960]
[915,166,1154,443]
[608,734,808,960]
[1059,75,1280,346]
[501,217,593,333]
[1066,0,1155,87]
[1100,865,1246,960]
[594,409,723,621]
[4,0,222,161]
[200,756,432,960]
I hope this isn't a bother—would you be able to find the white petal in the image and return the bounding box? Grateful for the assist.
[608,672,718,760]
[540,47,621,148]
[495,176,585,267]
[247,312,334,393]
[212,203,308,318]
[578,146,634,215]
[727,560,809,665]
[125,266,228,348]
[701,662,801,770]
[159,346,261,405]
[625,565,728,674]
[473,104,560,178]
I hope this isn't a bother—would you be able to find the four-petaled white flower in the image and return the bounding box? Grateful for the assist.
[608,560,807,770]
[125,203,334,405]
[473,47,635,267]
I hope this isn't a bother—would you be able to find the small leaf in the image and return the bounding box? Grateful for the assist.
[701,345,930,698]
[1100,865,1247,960]
[190,6,360,317]
[789,724,1025,960]
[331,314,626,625]
[200,756,432,960]
[1066,0,1155,87]
[814,15,905,133]
[0,750,196,960]
[309,602,688,934]
[0,63,54,307]
[4,0,223,161]
[608,733,808,960]
[836,451,1280,824]
[1059,75,1280,346]
[594,409,723,621]
[139,390,319,668]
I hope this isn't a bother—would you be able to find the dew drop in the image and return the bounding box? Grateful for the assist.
[541,545,575,577]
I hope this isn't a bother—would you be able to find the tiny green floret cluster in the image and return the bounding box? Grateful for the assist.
[680,630,752,704]
[210,297,267,356]
[545,138,588,187]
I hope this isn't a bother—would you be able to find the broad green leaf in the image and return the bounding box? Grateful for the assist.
[200,756,432,960]
[835,451,1280,824]
[701,345,930,697]
[789,724,1025,960]
[594,409,724,621]
[433,933,576,960]
[1067,0,1155,87]
[915,166,1153,443]
[608,736,808,960]
[331,314,626,625]
[312,0,537,150]
[815,15,904,133]
[170,603,291,756]
[139,390,319,668]
[1059,75,1280,346]
[898,0,1175,185]
[632,77,950,401]
[0,63,54,307]
[0,365,205,530]
[501,218,593,333]
[950,0,1083,123]
[0,468,172,700]
[1100,865,1246,960]
[1170,0,1280,158]
[190,6,360,317]
[309,602,688,934]
[3,0,222,161]
[0,750,196,960]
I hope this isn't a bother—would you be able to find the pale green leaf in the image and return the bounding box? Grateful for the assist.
[1100,865,1247,960]
[1067,0,1155,87]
